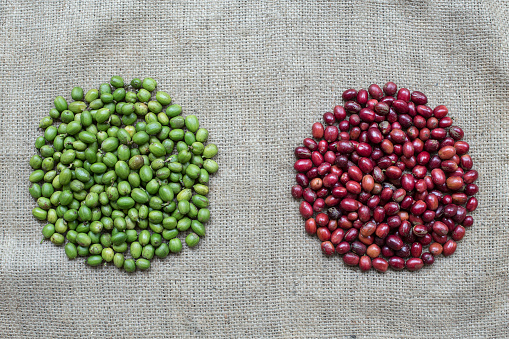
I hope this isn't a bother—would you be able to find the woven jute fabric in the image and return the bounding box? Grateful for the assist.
[0,0,507,338]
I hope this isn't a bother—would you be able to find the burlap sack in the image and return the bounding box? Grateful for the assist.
[0,0,507,337]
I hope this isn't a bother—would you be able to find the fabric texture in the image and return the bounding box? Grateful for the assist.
[0,0,508,337]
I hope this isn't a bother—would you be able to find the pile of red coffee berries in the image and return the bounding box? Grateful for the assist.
[292,82,478,272]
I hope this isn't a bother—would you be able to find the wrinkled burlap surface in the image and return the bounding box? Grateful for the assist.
[0,0,508,338]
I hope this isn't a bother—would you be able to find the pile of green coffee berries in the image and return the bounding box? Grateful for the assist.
[29,76,218,272]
